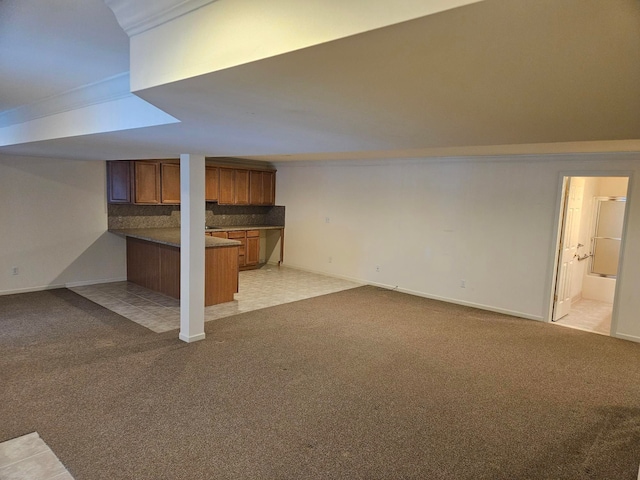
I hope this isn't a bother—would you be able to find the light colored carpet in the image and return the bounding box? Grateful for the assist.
[1,287,639,479]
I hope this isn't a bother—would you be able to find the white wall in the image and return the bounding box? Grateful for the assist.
[275,153,640,342]
[0,155,126,294]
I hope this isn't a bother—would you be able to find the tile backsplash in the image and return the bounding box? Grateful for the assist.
[108,204,285,229]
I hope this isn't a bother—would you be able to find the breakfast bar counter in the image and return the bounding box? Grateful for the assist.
[110,228,240,306]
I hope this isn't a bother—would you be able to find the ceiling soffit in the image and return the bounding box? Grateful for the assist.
[0,73,131,128]
[104,0,218,36]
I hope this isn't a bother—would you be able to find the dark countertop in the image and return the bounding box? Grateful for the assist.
[110,228,241,248]
[205,225,284,232]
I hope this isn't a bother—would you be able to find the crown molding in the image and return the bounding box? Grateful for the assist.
[104,0,218,37]
[0,73,131,128]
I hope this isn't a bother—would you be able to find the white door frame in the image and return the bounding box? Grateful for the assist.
[546,171,634,338]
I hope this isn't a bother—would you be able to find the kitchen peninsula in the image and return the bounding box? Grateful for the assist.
[106,159,285,307]
[111,228,240,306]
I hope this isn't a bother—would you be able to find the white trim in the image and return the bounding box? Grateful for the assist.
[281,263,542,322]
[546,175,568,323]
[0,278,127,296]
[378,283,544,322]
[0,73,131,128]
[65,277,127,288]
[552,323,610,337]
[0,284,66,296]
[105,0,218,37]
[610,172,634,338]
[178,332,206,343]
[613,332,640,344]
[277,263,365,285]
[271,149,640,169]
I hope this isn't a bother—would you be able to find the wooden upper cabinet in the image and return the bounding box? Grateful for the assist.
[109,160,276,206]
[249,171,263,205]
[262,171,275,205]
[219,168,250,205]
[205,166,219,202]
[235,169,249,205]
[249,170,276,205]
[160,163,181,204]
[219,168,235,204]
[107,161,131,203]
[134,161,161,204]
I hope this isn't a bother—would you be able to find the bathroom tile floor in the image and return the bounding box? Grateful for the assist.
[0,432,74,480]
[70,264,361,333]
[553,298,613,336]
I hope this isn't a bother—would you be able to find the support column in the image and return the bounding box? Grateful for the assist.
[179,154,206,343]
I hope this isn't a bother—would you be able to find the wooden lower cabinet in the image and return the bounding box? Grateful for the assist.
[246,230,260,266]
[227,231,247,268]
[219,229,260,270]
[206,246,239,304]
[126,236,161,291]
[126,237,238,306]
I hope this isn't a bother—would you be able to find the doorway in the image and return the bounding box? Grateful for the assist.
[551,176,629,336]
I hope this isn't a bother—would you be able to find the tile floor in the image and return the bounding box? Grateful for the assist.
[553,297,613,336]
[0,432,74,480]
[70,264,361,333]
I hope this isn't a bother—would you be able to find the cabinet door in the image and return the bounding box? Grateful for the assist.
[160,163,181,204]
[227,231,246,267]
[107,161,131,203]
[134,161,161,204]
[249,171,263,205]
[205,166,219,202]
[235,169,250,205]
[219,168,234,204]
[262,171,275,205]
[246,233,260,266]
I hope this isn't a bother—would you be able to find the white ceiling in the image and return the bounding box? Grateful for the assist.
[0,0,639,161]
[0,0,129,113]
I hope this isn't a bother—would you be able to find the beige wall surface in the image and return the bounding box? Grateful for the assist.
[0,155,126,294]
[275,153,640,342]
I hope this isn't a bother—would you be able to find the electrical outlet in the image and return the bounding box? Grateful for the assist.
[11,266,19,275]
[325,217,330,223]
[460,280,466,288]
[328,256,332,263]
[375,265,380,273]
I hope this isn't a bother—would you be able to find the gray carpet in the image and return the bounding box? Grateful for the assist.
[1,286,639,479]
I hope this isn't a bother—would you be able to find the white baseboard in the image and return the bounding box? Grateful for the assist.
[0,284,66,296]
[0,277,127,296]
[277,263,365,285]
[280,263,542,322]
[369,281,544,322]
[612,332,640,344]
[179,332,206,343]
[65,277,127,288]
